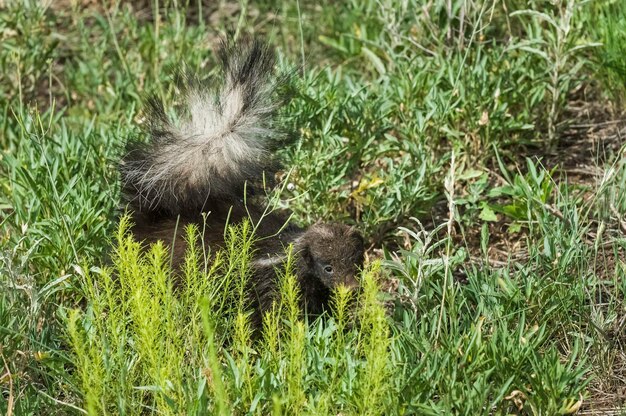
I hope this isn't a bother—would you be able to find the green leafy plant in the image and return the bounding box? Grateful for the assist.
[508,0,601,149]
[488,158,557,226]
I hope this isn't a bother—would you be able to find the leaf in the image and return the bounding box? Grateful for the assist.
[351,176,384,201]
[458,169,484,180]
[488,185,516,198]
[543,235,552,258]
[361,46,386,75]
[40,273,72,301]
[512,45,550,61]
[565,42,603,56]
[510,10,558,29]
[479,205,498,222]
[560,394,584,414]
[318,35,348,54]
[508,222,522,233]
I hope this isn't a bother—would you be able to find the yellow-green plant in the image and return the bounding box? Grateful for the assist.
[67,216,395,415]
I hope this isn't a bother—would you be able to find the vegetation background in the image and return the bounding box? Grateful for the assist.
[1,0,625,414]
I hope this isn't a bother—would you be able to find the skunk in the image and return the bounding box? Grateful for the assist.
[120,37,364,323]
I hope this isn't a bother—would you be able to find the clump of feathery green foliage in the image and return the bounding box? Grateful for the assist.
[66,216,394,415]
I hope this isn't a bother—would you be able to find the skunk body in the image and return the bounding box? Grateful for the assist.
[121,37,364,322]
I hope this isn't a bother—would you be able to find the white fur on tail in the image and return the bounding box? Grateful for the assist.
[122,38,280,214]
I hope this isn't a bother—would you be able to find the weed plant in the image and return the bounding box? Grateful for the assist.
[67,217,396,415]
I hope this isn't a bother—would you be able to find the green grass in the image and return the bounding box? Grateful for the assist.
[1,0,625,414]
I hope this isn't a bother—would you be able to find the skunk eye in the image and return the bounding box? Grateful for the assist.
[323,265,334,274]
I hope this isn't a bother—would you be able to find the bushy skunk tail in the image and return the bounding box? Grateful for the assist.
[121,37,283,215]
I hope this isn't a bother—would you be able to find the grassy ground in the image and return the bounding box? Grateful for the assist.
[1,0,625,414]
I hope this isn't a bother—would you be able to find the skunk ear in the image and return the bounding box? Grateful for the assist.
[299,242,314,267]
[349,228,364,250]
[350,228,365,251]
[347,228,365,265]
